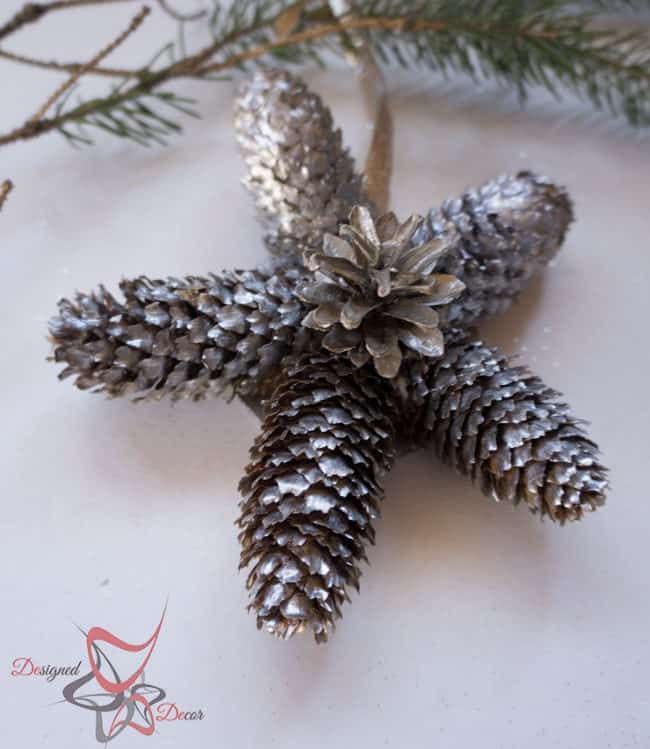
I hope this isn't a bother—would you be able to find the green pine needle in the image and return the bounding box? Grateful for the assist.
[56,89,200,147]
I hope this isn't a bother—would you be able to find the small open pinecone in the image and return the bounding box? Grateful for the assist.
[297,206,465,378]
[48,267,311,401]
[238,353,398,641]
[401,335,608,523]
[234,70,367,258]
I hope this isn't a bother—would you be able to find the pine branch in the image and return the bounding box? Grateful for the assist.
[1,5,151,146]
[0,0,301,147]
[1,0,650,150]
[353,1,650,126]
[0,180,13,212]
[198,4,650,128]
[33,6,149,124]
[0,0,205,76]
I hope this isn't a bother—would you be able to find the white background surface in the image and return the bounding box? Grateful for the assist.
[1,4,649,748]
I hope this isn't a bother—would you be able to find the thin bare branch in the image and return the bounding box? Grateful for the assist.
[0,0,137,42]
[196,16,526,75]
[0,46,140,77]
[0,1,291,146]
[156,0,205,23]
[27,6,149,128]
[0,180,14,212]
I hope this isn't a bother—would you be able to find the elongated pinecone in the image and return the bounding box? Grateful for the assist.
[298,205,465,378]
[49,267,311,401]
[401,336,608,523]
[238,353,398,641]
[234,70,367,258]
[48,172,572,403]
[413,171,574,328]
[234,71,572,323]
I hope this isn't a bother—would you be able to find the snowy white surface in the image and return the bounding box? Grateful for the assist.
[1,4,649,748]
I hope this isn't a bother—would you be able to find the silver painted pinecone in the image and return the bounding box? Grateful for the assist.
[45,61,608,645]
[48,172,573,401]
[413,171,574,328]
[298,205,465,377]
[238,353,398,641]
[233,68,572,320]
[234,69,367,258]
[49,267,311,400]
[401,336,608,523]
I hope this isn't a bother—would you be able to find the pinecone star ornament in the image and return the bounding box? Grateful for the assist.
[48,69,609,643]
[299,206,465,378]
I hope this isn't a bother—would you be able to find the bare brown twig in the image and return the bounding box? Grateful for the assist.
[27,6,149,127]
[156,0,205,23]
[195,16,565,76]
[195,16,560,75]
[0,46,139,77]
[0,180,14,212]
[0,0,137,42]
[0,0,204,76]
[0,0,293,147]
